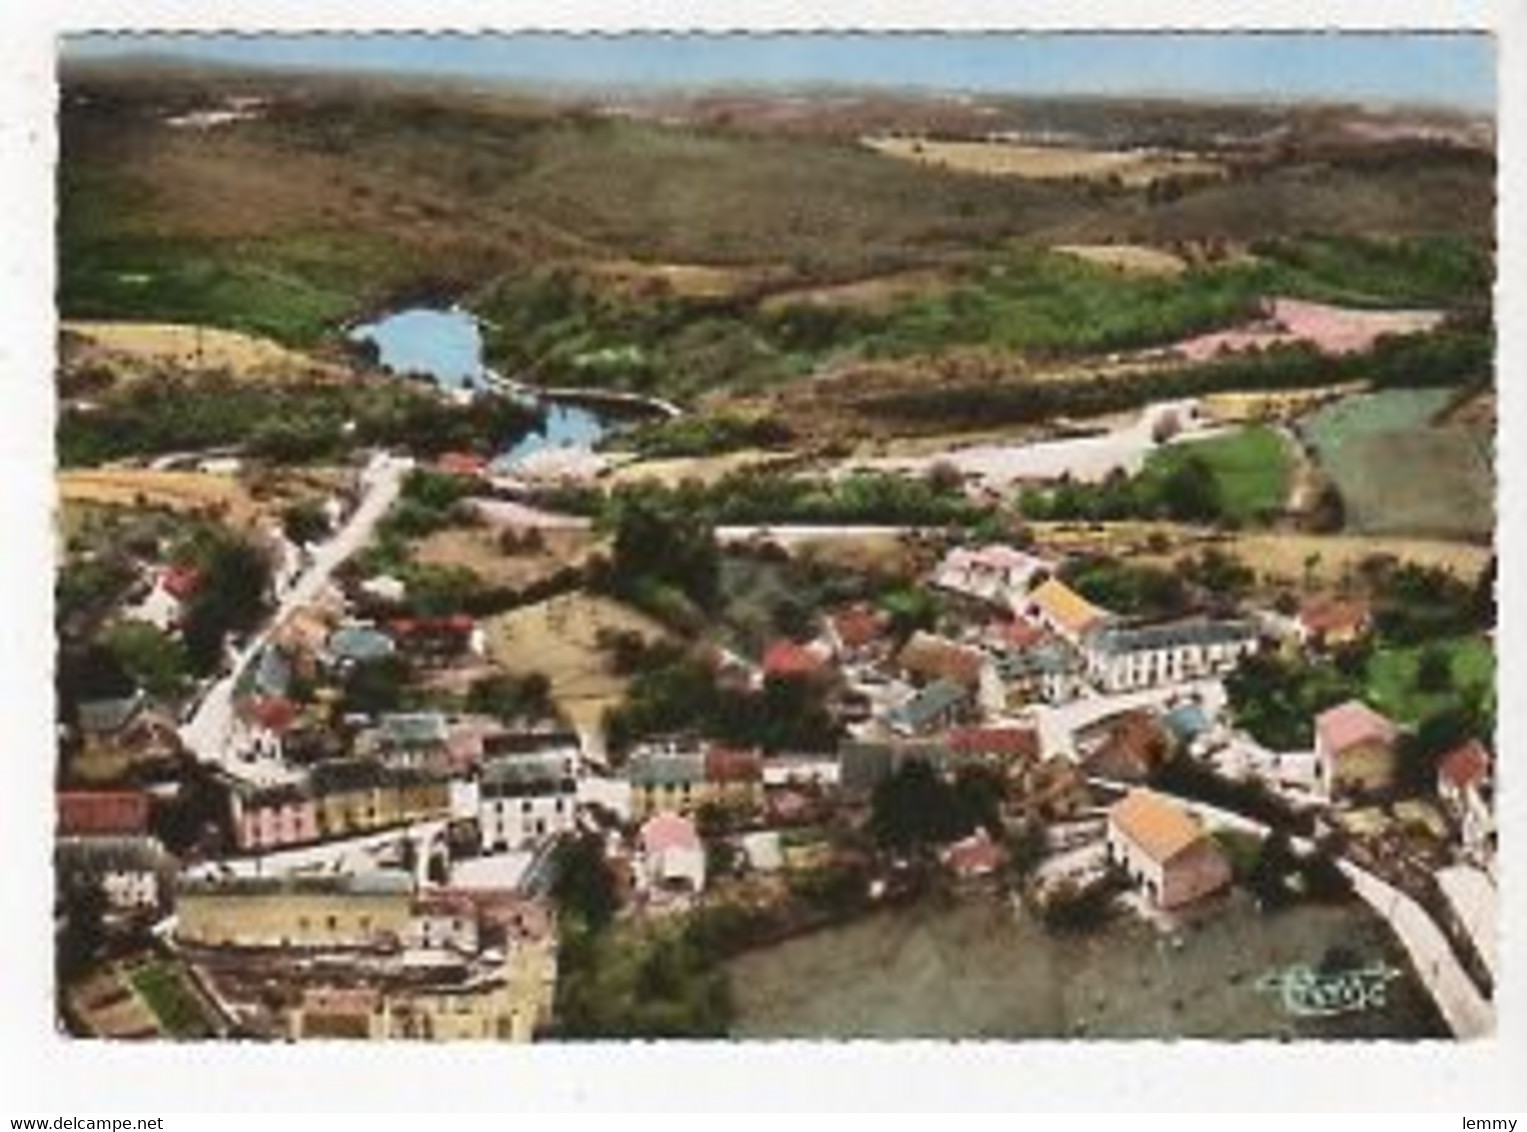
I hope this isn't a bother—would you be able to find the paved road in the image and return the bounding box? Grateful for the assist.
[185,819,448,883]
[178,452,411,774]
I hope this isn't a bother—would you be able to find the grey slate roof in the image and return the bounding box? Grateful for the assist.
[1087,618,1258,657]
[887,678,969,732]
[627,747,706,788]
[328,625,397,663]
[379,712,450,748]
[76,693,144,736]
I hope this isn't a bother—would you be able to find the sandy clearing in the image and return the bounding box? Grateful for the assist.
[759,268,954,313]
[603,449,797,489]
[484,592,669,736]
[846,400,1221,488]
[61,320,338,380]
[413,525,595,590]
[861,136,1225,187]
[1051,244,1189,276]
[581,259,769,300]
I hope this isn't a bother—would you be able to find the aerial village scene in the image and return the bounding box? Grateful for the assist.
[53,34,1496,1042]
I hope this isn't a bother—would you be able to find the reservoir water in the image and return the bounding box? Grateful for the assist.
[349,305,630,466]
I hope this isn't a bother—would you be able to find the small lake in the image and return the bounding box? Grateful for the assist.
[349,306,638,466]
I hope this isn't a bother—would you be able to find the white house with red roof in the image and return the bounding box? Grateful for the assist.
[1314,699,1400,801]
[933,545,1053,607]
[639,812,706,899]
[1436,739,1495,864]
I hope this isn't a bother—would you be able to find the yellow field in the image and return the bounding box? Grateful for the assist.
[1051,243,1189,276]
[1032,521,1491,586]
[1202,384,1368,424]
[57,469,259,524]
[861,136,1225,187]
[484,592,669,735]
[61,320,341,382]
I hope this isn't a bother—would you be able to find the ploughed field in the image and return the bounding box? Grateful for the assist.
[727,892,1445,1040]
[1300,389,1493,541]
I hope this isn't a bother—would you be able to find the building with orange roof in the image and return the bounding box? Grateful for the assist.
[1106,790,1230,909]
[1021,577,1109,644]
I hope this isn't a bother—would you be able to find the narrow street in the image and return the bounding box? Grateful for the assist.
[177,452,411,775]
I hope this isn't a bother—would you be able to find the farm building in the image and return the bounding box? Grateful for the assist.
[1106,790,1231,910]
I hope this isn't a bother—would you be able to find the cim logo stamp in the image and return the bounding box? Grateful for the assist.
[1255,962,1402,1017]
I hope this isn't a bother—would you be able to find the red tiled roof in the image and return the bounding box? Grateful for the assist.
[948,726,1039,760]
[161,565,201,601]
[763,640,825,678]
[389,615,474,638]
[1438,739,1491,790]
[705,746,763,784]
[830,605,887,648]
[641,812,700,853]
[435,452,488,477]
[1316,700,1398,755]
[943,830,1004,877]
[1300,595,1371,635]
[995,618,1047,651]
[57,790,150,837]
[248,697,299,734]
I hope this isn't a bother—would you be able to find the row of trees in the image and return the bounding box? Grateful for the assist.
[58,372,543,467]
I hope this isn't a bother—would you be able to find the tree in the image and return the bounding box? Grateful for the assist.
[281,500,331,546]
[609,489,720,613]
[341,655,412,717]
[1156,454,1224,523]
[181,533,272,674]
[1415,646,1454,694]
[550,833,619,933]
[101,622,190,700]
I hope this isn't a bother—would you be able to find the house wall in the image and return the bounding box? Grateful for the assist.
[101,869,160,910]
[237,800,319,852]
[1159,841,1232,909]
[630,779,702,820]
[479,793,576,851]
[1319,738,1397,798]
[1105,823,1165,903]
[177,890,413,949]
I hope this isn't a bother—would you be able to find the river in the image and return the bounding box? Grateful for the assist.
[348,305,646,468]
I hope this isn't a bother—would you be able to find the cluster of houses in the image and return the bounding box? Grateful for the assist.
[55,513,1498,1039]
[176,869,557,1042]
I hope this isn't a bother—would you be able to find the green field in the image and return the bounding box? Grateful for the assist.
[1364,634,1495,726]
[1142,425,1293,524]
[128,960,216,1038]
[1301,389,1493,540]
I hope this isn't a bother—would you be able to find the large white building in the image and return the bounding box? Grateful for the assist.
[477,743,579,851]
[1083,618,1259,693]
